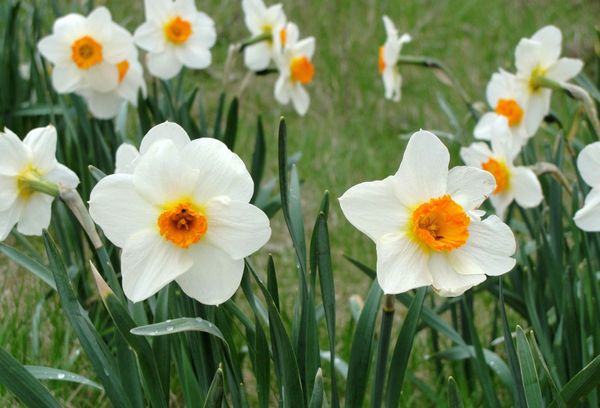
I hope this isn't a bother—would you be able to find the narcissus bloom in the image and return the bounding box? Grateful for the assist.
[379,15,411,102]
[475,70,530,146]
[461,122,543,219]
[134,0,216,80]
[37,7,135,94]
[0,126,79,240]
[339,130,516,296]
[515,25,583,135]
[78,50,147,119]
[574,142,600,231]
[242,0,286,71]
[273,23,315,116]
[89,122,271,304]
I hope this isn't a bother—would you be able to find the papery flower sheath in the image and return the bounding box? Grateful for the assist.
[514,25,583,135]
[379,15,411,102]
[242,0,286,71]
[0,126,79,240]
[89,122,271,304]
[339,130,516,296]
[574,142,600,231]
[37,7,135,94]
[134,0,216,80]
[462,121,543,219]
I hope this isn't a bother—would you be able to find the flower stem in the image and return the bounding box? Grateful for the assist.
[19,177,59,197]
[372,294,395,408]
[239,32,272,51]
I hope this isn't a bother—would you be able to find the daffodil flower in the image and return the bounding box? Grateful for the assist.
[89,122,271,304]
[273,22,315,116]
[77,49,147,119]
[242,0,286,71]
[475,70,530,147]
[462,121,543,219]
[134,0,216,80]
[37,7,135,94]
[379,15,411,102]
[339,130,516,297]
[574,142,600,231]
[0,126,79,241]
[514,25,583,135]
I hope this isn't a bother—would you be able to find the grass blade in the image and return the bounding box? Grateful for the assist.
[203,366,225,408]
[0,243,55,290]
[447,376,464,408]
[516,326,544,407]
[25,365,103,390]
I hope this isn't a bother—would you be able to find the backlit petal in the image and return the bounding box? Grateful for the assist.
[447,166,495,211]
[429,253,486,297]
[16,193,54,236]
[577,142,600,187]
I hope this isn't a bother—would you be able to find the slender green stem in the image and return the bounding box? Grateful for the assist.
[19,177,59,197]
[372,294,395,408]
[239,32,272,51]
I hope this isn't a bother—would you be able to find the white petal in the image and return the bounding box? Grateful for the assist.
[375,232,431,294]
[486,71,512,107]
[242,0,268,32]
[89,174,158,247]
[577,142,600,187]
[147,49,183,80]
[459,142,493,167]
[144,0,171,23]
[244,42,271,71]
[139,121,191,154]
[339,176,409,242]
[204,196,270,259]
[545,58,583,82]
[0,175,19,211]
[294,37,315,59]
[121,229,193,302]
[447,216,516,278]
[52,63,83,94]
[290,83,310,116]
[511,167,543,209]
[531,25,562,66]
[392,130,449,207]
[85,91,123,119]
[274,75,291,104]
[177,243,244,305]
[382,68,400,101]
[44,163,79,189]
[474,112,508,141]
[190,13,216,48]
[429,253,487,297]
[134,21,166,53]
[22,126,57,173]
[0,200,22,241]
[382,15,398,38]
[183,138,254,202]
[0,129,29,175]
[173,0,197,17]
[489,191,515,220]
[574,188,600,232]
[103,24,135,63]
[524,90,551,136]
[37,35,70,63]
[175,41,211,69]
[115,143,140,174]
[83,62,119,92]
[447,166,496,211]
[86,7,113,40]
[515,39,543,75]
[16,193,54,235]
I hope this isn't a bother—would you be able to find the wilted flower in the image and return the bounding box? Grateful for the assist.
[37,7,135,94]
[339,130,516,297]
[0,126,79,240]
[514,25,583,135]
[273,22,315,116]
[475,70,530,147]
[242,0,286,71]
[379,15,411,102]
[89,122,271,304]
[134,0,216,80]
[461,121,543,219]
[574,142,600,231]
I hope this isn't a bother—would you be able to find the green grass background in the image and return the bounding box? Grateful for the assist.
[1,0,599,405]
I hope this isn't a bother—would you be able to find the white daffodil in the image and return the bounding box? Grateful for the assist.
[339,130,516,297]
[78,49,147,119]
[273,23,315,116]
[514,25,583,135]
[242,0,286,71]
[379,15,411,102]
[134,0,216,80]
[89,122,271,304]
[475,70,530,147]
[574,142,600,231]
[0,126,79,240]
[37,7,135,94]
[461,121,543,219]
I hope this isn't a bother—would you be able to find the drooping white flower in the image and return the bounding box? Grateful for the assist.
[37,7,135,94]
[0,126,79,240]
[475,70,530,147]
[574,142,600,231]
[461,121,543,219]
[242,0,286,71]
[339,130,516,297]
[134,0,216,80]
[89,122,271,304]
[514,25,583,135]
[78,49,147,119]
[273,23,315,116]
[379,15,411,102]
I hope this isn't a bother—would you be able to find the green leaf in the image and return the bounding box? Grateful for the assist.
[88,164,107,182]
[251,115,266,202]
[26,366,103,390]
[131,317,226,344]
[0,243,55,290]
[516,326,544,408]
[0,346,60,408]
[203,366,225,408]
[308,368,324,408]
[222,97,238,150]
[212,92,225,139]
[254,315,271,408]
[550,353,600,407]
[447,377,464,408]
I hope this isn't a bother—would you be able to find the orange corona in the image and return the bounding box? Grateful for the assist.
[495,99,523,126]
[117,60,130,82]
[290,56,314,84]
[158,202,207,248]
[411,195,470,251]
[482,158,510,194]
[164,16,192,44]
[71,36,103,69]
[378,47,385,73]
